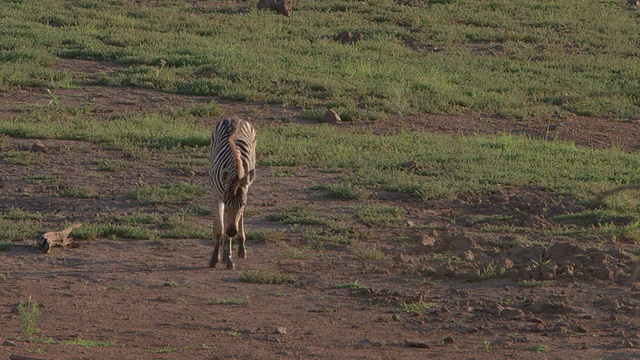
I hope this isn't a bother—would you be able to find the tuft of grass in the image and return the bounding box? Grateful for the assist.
[61,338,119,347]
[59,186,99,199]
[353,246,385,261]
[246,229,284,243]
[530,345,550,352]
[354,205,405,227]
[147,347,177,354]
[335,281,367,290]
[18,298,40,337]
[163,280,181,288]
[477,261,507,282]
[282,248,316,260]
[240,270,295,284]
[208,298,248,306]
[266,205,326,225]
[397,301,436,315]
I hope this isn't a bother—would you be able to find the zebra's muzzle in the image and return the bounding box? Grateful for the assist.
[225,226,238,238]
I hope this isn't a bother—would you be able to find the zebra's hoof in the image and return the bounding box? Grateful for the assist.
[238,250,247,259]
[226,262,236,270]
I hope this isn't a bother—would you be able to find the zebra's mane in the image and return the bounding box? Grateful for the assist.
[227,118,245,195]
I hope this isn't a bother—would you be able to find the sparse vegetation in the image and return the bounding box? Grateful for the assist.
[335,281,367,290]
[240,270,295,284]
[59,186,99,199]
[353,246,385,261]
[208,298,249,306]
[477,261,507,282]
[128,182,207,206]
[246,229,284,243]
[397,301,436,315]
[530,345,550,352]
[519,280,556,288]
[2,150,44,166]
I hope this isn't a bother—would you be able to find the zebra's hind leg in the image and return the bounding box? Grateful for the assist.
[222,236,235,270]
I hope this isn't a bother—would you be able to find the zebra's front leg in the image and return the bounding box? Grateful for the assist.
[237,212,247,259]
[209,202,224,268]
[209,234,221,268]
[222,236,235,270]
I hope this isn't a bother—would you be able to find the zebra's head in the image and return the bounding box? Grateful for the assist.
[222,169,255,237]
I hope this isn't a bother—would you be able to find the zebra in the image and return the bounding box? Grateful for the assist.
[207,117,257,270]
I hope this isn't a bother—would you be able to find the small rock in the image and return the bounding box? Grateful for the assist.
[420,234,436,247]
[257,0,293,16]
[399,160,419,170]
[442,336,454,344]
[323,109,341,124]
[501,307,525,321]
[274,327,287,335]
[3,340,17,347]
[405,340,429,348]
[334,31,364,44]
[31,140,47,153]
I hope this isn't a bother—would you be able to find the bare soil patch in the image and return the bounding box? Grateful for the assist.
[0,59,639,359]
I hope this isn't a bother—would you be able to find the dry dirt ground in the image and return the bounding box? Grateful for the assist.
[1,59,639,360]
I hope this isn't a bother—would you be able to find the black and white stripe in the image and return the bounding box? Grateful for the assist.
[207,117,256,270]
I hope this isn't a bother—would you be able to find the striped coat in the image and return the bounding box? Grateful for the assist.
[207,117,256,270]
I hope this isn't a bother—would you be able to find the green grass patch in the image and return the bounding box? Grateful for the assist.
[128,182,206,206]
[92,159,133,172]
[3,0,640,118]
[266,205,326,225]
[208,298,248,306]
[397,301,436,315]
[477,261,507,281]
[158,214,211,239]
[354,205,405,226]
[2,150,44,166]
[2,207,43,221]
[353,246,385,261]
[282,248,316,260]
[530,345,550,352]
[59,186,98,199]
[71,223,156,241]
[247,229,284,243]
[0,218,38,242]
[165,156,208,172]
[240,270,295,284]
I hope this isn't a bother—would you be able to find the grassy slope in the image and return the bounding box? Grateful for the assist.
[1,0,639,119]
